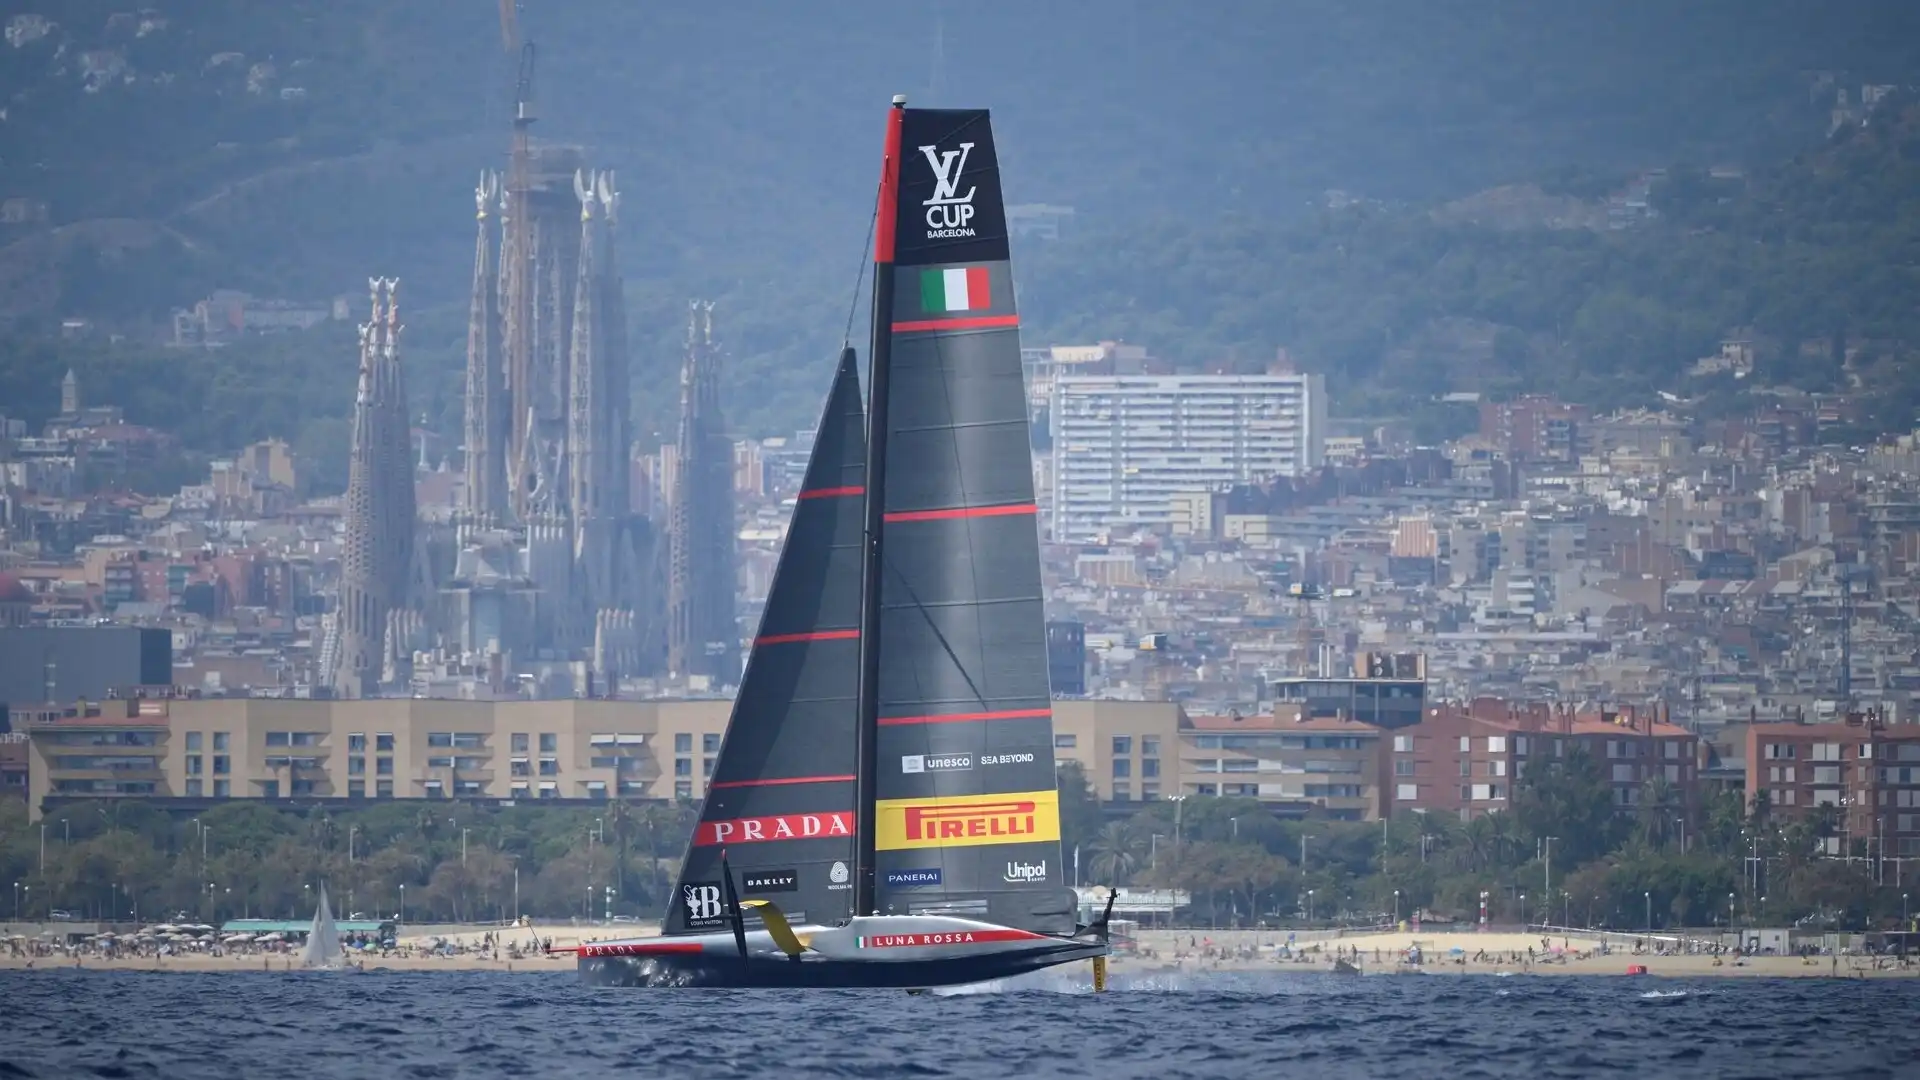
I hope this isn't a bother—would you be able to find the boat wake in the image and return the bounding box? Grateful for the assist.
[932,968,1307,995]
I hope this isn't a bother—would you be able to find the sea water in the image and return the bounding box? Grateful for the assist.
[3,969,1914,1079]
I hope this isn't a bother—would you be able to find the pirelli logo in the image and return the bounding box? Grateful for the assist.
[874,790,1060,851]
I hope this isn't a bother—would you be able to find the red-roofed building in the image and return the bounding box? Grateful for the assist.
[1744,711,1920,862]
[1390,699,1700,822]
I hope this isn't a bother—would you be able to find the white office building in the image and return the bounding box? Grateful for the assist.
[1048,373,1326,541]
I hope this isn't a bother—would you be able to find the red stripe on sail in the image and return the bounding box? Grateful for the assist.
[709,774,857,790]
[892,314,1021,333]
[875,104,905,264]
[754,629,860,646]
[877,707,1053,726]
[797,485,865,500]
[883,503,1037,523]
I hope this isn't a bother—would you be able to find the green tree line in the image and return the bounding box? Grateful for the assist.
[1054,756,1911,933]
[2,756,1909,931]
[0,798,694,925]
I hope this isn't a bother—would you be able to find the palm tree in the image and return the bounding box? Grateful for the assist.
[1086,822,1143,885]
[1637,774,1678,847]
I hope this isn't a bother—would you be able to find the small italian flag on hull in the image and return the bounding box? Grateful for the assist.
[919,266,991,314]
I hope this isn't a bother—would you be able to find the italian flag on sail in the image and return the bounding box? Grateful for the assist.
[919,266,991,314]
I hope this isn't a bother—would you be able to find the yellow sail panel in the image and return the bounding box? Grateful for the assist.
[874,790,1060,850]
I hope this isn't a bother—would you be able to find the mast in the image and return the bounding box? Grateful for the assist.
[852,94,907,919]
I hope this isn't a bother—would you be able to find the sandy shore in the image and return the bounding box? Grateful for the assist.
[3,928,1911,978]
[1124,930,1920,979]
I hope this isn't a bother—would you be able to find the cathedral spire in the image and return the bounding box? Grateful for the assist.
[331,277,416,699]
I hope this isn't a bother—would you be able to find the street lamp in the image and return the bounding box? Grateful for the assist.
[1904,893,1910,925]
[1306,889,1315,925]
[1728,892,1736,932]
[11,881,18,920]
[1644,890,1652,935]
[399,883,406,925]
[1393,889,1401,926]
[1520,893,1528,929]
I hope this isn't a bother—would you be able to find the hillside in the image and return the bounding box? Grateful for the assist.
[3,1,1920,455]
[1018,93,1920,429]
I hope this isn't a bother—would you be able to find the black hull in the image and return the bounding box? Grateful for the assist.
[579,943,1095,989]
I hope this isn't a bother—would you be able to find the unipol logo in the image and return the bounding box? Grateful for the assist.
[682,883,724,922]
[1003,860,1047,884]
[919,142,977,239]
[693,811,853,846]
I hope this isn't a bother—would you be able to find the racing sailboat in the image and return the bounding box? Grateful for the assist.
[574,97,1113,988]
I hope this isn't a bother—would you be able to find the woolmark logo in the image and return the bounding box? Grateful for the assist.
[902,753,973,774]
[1003,860,1047,884]
[694,811,853,846]
[682,883,724,923]
[919,142,977,238]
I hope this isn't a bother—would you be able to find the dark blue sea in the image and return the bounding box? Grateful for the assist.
[4,969,1916,1079]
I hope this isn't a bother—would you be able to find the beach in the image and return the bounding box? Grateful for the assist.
[3,924,1914,978]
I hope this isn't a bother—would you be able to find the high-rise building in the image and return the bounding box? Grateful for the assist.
[1048,373,1326,541]
[667,302,739,682]
[328,279,416,699]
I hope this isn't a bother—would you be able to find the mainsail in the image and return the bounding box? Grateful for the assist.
[301,883,347,969]
[662,347,868,935]
[859,108,1074,934]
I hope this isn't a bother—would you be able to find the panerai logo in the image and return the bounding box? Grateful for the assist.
[1003,860,1047,884]
[920,142,977,238]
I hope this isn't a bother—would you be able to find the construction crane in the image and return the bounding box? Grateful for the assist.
[1287,582,1323,675]
[498,0,536,512]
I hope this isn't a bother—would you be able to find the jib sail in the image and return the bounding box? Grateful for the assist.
[662,347,867,935]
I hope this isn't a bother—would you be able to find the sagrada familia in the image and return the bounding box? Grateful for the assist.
[320,140,739,700]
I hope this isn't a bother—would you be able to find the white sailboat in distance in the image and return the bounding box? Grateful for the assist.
[301,883,349,969]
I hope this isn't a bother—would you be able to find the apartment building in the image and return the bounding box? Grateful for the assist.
[21,697,730,818]
[0,734,27,803]
[1744,713,1920,857]
[1391,701,1700,821]
[1267,653,1428,730]
[1048,700,1385,818]
[1184,709,1386,820]
[1050,700,1183,803]
[1048,372,1326,541]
